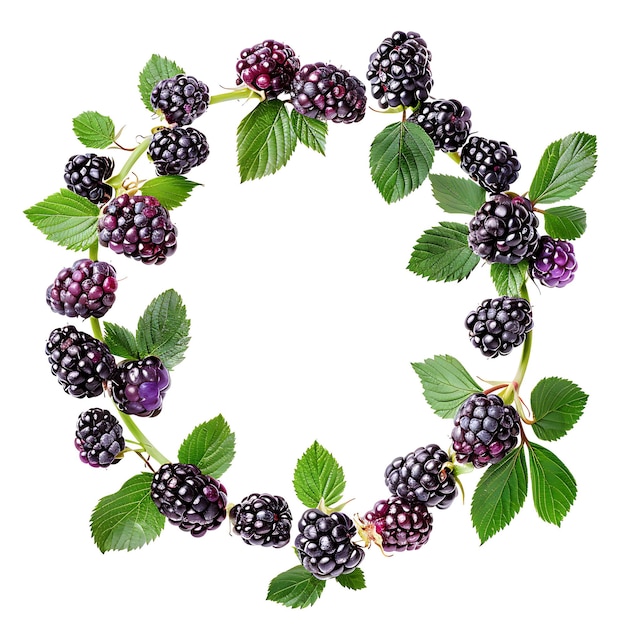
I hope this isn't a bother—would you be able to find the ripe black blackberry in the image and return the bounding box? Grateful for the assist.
[45,325,116,398]
[366,30,433,109]
[408,99,472,152]
[151,463,228,537]
[150,74,210,126]
[465,296,533,358]
[75,407,125,468]
[460,136,521,194]
[529,235,578,288]
[98,194,177,265]
[468,194,539,264]
[384,443,457,509]
[147,126,209,176]
[452,393,521,468]
[229,493,292,548]
[64,153,114,204]
[295,508,365,580]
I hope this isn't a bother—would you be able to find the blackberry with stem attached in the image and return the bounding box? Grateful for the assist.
[147,126,209,176]
[460,136,521,194]
[408,98,472,152]
[75,407,125,468]
[150,74,210,126]
[529,235,578,287]
[64,153,114,205]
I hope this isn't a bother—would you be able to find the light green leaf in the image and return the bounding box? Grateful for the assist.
[103,322,141,361]
[72,111,116,149]
[291,110,327,155]
[267,566,326,609]
[429,173,485,215]
[542,205,587,240]
[293,441,345,508]
[490,261,528,297]
[140,175,203,210]
[335,567,366,590]
[138,54,185,112]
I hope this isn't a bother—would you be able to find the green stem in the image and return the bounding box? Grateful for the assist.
[209,87,263,105]
[116,410,170,466]
[447,151,461,165]
[107,136,152,189]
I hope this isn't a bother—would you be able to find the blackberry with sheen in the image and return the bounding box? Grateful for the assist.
[408,98,472,152]
[529,236,578,287]
[460,136,521,194]
[229,493,292,548]
[150,74,210,126]
[75,407,125,468]
[147,126,209,176]
[64,153,114,204]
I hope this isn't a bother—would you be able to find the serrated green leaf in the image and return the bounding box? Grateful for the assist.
[542,205,587,240]
[370,121,434,204]
[490,261,528,297]
[177,415,235,478]
[293,441,345,508]
[138,54,185,112]
[429,173,486,215]
[335,567,366,590]
[529,133,597,204]
[471,447,528,544]
[528,443,577,526]
[291,110,327,155]
[103,322,141,360]
[140,175,202,210]
[90,473,165,553]
[237,99,297,182]
[267,566,326,609]
[72,111,116,149]
[530,377,588,441]
[24,188,99,251]
[411,355,482,420]
[407,221,480,282]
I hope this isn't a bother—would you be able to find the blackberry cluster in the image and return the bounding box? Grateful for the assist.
[408,98,472,152]
[452,393,521,468]
[46,258,118,319]
[151,463,228,537]
[64,153,114,204]
[150,74,210,126]
[460,136,521,194]
[45,325,116,398]
[229,493,292,548]
[98,194,177,265]
[148,126,210,176]
[529,235,578,288]
[75,407,125,468]
[465,296,533,358]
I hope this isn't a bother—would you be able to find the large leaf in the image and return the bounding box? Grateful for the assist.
[293,441,345,509]
[429,173,485,215]
[267,566,326,609]
[542,205,587,240]
[72,111,116,149]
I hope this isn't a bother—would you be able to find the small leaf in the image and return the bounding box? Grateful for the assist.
[140,175,202,210]
[293,441,345,508]
[542,205,587,240]
[138,54,185,112]
[103,322,141,361]
[72,111,116,149]
[429,173,485,215]
[490,261,528,297]
[90,473,165,553]
[267,566,326,609]
[335,568,366,590]
[291,110,327,155]
[407,221,480,282]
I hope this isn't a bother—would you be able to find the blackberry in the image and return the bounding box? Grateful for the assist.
[460,136,521,194]
[147,126,209,176]
[45,325,116,398]
[465,296,533,358]
[529,235,578,288]
[468,194,539,264]
[75,407,125,468]
[408,98,472,152]
[384,443,457,509]
[150,74,210,126]
[151,463,228,537]
[98,194,177,265]
[106,356,170,417]
[236,39,300,98]
[295,508,365,580]
[64,153,114,204]
[291,62,367,124]
[366,30,433,109]
[452,393,521,468]
[46,258,118,319]
[229,493,292,548]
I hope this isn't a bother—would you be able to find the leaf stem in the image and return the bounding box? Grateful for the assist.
[447,151,461,165]
[209,87,263,105]
[107,136,152,190]
[116,409,170,466]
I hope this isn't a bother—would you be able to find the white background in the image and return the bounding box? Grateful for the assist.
[3,1,623,623]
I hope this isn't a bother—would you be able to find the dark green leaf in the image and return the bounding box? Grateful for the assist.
[72,111,116,149]
[490,261,528,297]
[335,568,366,590]
[429,173,485,215]
[542,205,587,240]
[291,110,327,155]
[266,566,326,609]
[293,441,345,508]
[140,175,202,210]
[138,54,185,112]
[103,322,141,360]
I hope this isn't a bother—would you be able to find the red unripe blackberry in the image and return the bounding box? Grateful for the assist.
[529,235,578,287]
[408,98,472,152]
[150,74,210,126]
[75,407,125,468]
[460,136,521,194]
[64,153,114,204]
[147,126,210,176]
[229,493,292,548]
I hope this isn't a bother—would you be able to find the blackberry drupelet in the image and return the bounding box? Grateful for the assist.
[408,98,472,152]
[460,136,521,193]
[75,407,125,468]
[150,74,210,126]
[148,126,209,176]
[529,236,578,287]
[64,153,114,204]
[229,493,292,548]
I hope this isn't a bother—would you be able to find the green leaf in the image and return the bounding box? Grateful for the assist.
[140,175,202,210]
[370,121,435,203]
[530,377,588,441]
[90,473,165,553]
[135,289,191,370]
[293,441,345,508]
[138,54,185,112]
[429,173,485,215]
[529,132,597,204]
[177,415,235,478]
[237,99,297,182]
[411,355,483,420]
[72,111,116,149]
[407,221,480,282]
[291,110,327,155]
[267,566,326,609]
[542,205,587,240]
[490,261,529,297]
[471,447,528,544]
[103,322,141,361]
[335,567,366,590]
[24,188,99,251]
[528,442,577,526]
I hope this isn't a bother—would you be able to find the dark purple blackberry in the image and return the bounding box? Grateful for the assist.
[64,153,114,204]
[366,30,433,109]
[150,74,210,126]
[290,62,367,124]
[236,39,300,98]
[46,258,118,319]
[98,194,177,265]
[295,508,365,580]
[45,325,116,398]
[460,136,521,194]
[529,236,578,288]
[408,99,472,152]
[452,393,521,468]
[75,407,125,468]
[468,194,539,264]
[465,296,533,358]
[151,463,228,537]
[229,493,292,548]
[384,444,457,509]
[106,356,170,417]
[147,126,210,176]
